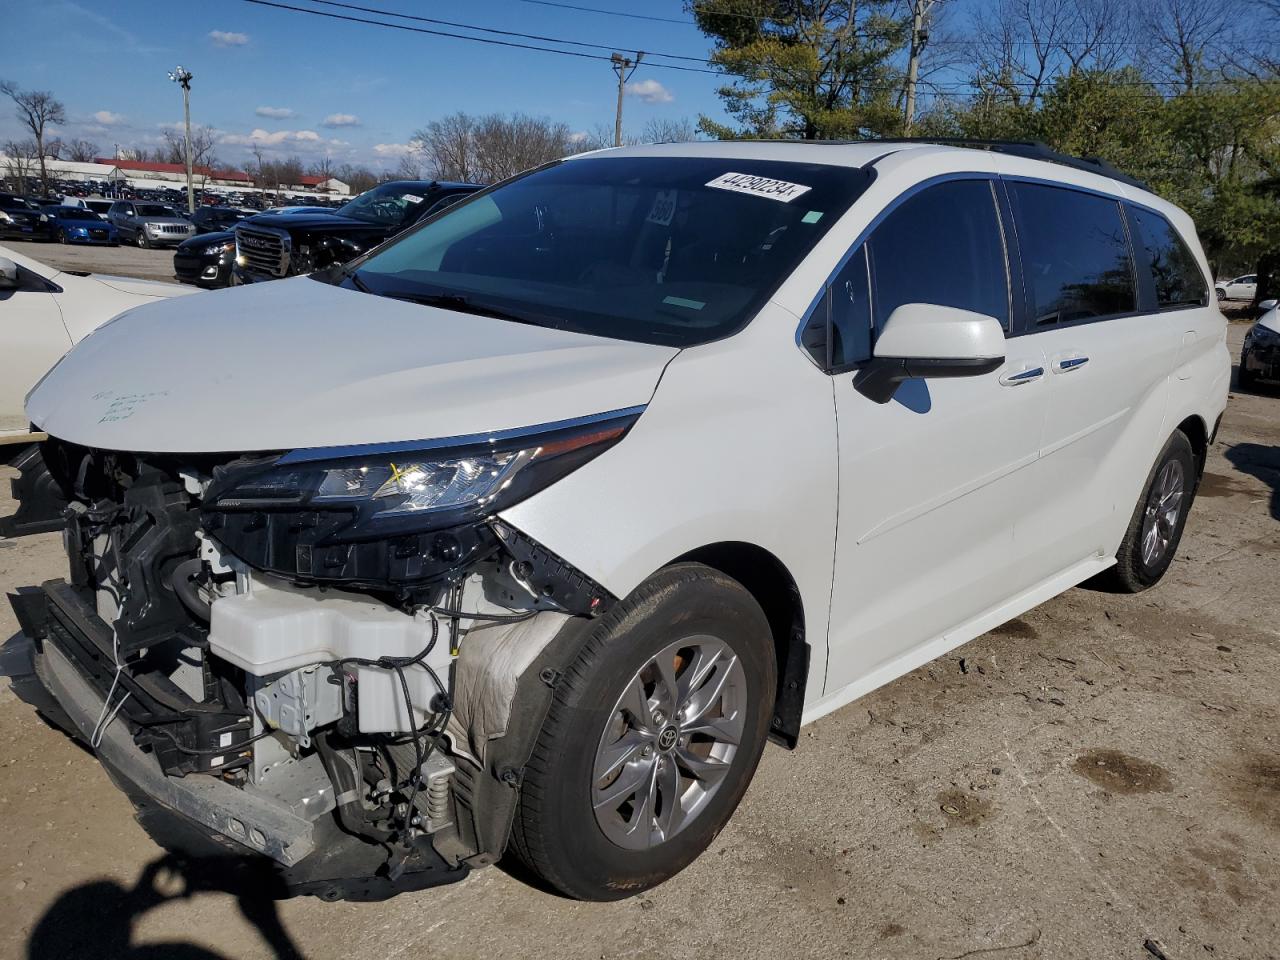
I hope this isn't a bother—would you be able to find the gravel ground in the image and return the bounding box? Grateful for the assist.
[0,308,1276,959]
[4,237,185,284]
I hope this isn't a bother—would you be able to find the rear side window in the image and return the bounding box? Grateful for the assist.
[868,179,1010,332]
[1127,206,1208,309]
[1008,182,1136,325]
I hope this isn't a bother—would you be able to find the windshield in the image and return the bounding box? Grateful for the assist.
[334,183,432,226]
[57,208,100,220]
[350,157,872,347]
[137,204,177,217]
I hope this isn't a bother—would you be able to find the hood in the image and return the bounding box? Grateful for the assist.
[141,216,194,226]
[72,273,196,299]
[1258,307,1280,336]
[179,230,235,250]
[27,276,678,454]
[245,211,383,232]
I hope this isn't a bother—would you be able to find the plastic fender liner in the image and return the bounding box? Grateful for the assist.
[443,614,597,868]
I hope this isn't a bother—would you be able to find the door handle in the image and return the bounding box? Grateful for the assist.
[1053,355,1089,373]
[1000,365,1045,386]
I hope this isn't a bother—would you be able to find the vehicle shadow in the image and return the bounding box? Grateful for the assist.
[26,854,306,960]
[1224,442,1280,522]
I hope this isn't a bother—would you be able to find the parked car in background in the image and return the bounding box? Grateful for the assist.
[47,206,119,245]
[0,193,54,241]
[190,206,253,234]
[1240,298,1280,390]
[234,180,480,282]
[8,141,1228,903]
[173,230,235,288]
[84,199,114,220]
[0,243,196,533]
[107,200,196,248]
[1215,273,1257,301]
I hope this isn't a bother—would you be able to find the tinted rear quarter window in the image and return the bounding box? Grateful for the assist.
[1008,182,1136,326]
[1127,206,1208,309]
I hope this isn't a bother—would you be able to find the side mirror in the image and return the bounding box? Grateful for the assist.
[0,257,18,290]
[1258,299,1277,313]
[854,303,1006,404]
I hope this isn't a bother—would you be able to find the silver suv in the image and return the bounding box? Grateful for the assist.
[107,200,196,248]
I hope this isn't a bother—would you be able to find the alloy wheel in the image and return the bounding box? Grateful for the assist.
[592,635,746,851]
[1140,459,1185,567]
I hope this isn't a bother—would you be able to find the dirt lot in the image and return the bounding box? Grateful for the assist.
[3,237,184,284]
[0,307,1276,959]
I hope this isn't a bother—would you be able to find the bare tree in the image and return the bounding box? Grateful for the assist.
[640,116,699,142]
[2,137,38,191]
[66,138,99,162]
[393,145,426,180]
[308,155,336,181]
[414,113,479,182]
[1138,0,1241,92]
[967,0,1135,106]
[413,112,574,184]
[337,163,381,193]
[0,81,66,196]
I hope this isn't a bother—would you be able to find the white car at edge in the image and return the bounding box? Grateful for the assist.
[0,244,196,443]
[10,141,1229,902]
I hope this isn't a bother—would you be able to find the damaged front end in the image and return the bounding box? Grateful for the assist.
[8,412,635,900]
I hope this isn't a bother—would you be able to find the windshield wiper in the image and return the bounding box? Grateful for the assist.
[382,290,551,327]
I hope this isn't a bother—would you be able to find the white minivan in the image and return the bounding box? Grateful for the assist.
[10,141,1229,902]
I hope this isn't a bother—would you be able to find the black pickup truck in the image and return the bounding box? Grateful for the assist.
[233,180,479,283]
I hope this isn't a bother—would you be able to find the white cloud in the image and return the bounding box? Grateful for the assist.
[255,106,294,119]
[625,78,673,104]
[373,142,418,157]
[209,30,249,46]
[93,110,126,125]
[220,127,324,146]
[567,130,589,143]
[322,113,361,128]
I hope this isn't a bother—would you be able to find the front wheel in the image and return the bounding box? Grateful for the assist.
[57,229,67,244]
[510,563,776,900]
[136,229,149,249]
[1108,431,1196,592]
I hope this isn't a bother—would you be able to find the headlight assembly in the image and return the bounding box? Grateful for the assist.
[203,241,234,256]
[1247,324,1280,347]
[201,408,643,586]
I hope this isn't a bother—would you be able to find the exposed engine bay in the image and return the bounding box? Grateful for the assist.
[9,435,613,899]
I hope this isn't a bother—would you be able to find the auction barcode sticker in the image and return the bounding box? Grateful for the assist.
[705,172,812,203]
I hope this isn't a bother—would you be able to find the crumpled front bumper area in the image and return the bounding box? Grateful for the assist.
[7,582,469,901]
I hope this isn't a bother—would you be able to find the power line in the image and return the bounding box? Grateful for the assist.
[239,0,720,73]
[304,0,709,62]
[237,0,1271,93]
[513,0,695,25]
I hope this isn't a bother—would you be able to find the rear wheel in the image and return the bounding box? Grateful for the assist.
[1108,431,1196,592]
[1216,288,1226,302]
[510,563,776,901]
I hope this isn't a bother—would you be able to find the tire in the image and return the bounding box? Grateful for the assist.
[1107,431,1197,592]
[510,563,776,901]
[1216,288,1226,302]
[57,229,67,244]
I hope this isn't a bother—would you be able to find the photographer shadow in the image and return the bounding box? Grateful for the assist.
[27,854,306,960]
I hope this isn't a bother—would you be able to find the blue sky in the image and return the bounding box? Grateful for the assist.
[1,0,741,171]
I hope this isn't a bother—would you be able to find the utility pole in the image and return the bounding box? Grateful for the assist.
[903,1,930,132]
[610,51,643,147]
[168,66,195,214]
